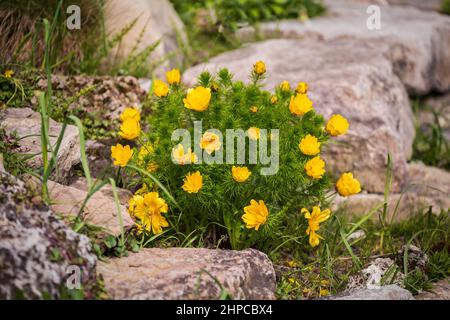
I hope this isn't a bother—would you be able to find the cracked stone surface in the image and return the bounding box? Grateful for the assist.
[97,248,276,300]
[0,171,98,299]
[48,180,134,237]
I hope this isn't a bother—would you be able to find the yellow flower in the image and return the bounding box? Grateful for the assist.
[321,279,330,286]
[172,144,197,165]
[336,172,361,197]
[248,127,261,140]
[119,119,140,140]
[4,70,14,78]
[153,79,169,97]
[287,260,297,268]
[129,192,169,235]
[326,114,349,136]
[183,86,211,112]
[289,94,313,116]
[296,82,308,94]
[242,199,268,231]
[280,80,290,91]
[111,144,133,167]
[147,162,159,173]
[253,60,266,75]
[137,144,159,172]
[200,131,221,154]
[232,166,251,183]
[120,107,140,122]
[182,171,203,193]
[304,156,325,179]
[320,289,330,297]
[250,106,258,113]
[270,95,278,104]
[138,144,154,162]
[302,206,331,247]
[166,68,181,85]
[288,278,296,284]
[299,134,321,156]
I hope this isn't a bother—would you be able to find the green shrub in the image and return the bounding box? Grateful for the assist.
[111,62,360,252]
[171,0,325,31]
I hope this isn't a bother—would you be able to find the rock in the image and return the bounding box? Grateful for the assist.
[33,75,146,123]
[235,0,450,94]
[184,38,414,193]
[69,177,133,207]
[415,278,450,300]
[330,285,414,300]
[347,230,366,242]
[138,78,152,94]
[97,248,276,299]
[397,245,429,273]
[346,258,405,292]
[387,0,443,12]
[334,162,450,220]
[0,108,80,184]
[0,171,98,299]
[48,180,134,237]
[103,0,187,77]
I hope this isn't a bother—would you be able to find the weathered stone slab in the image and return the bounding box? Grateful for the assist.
[329,285,414,300]
[0,108,80,184]
[97,248,276,300]
[0,171,98,299]
[48,180,134,237]
[184,38,414,193]
[235,0,450,94]
[387,0,443,12]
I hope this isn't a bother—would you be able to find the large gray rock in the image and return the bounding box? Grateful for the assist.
[184,38,414,193]
[334,162,450,220]
[0,171,98,299]
[103,0,187,77]
[330,285,414,300]
[387,0,444,12]
[98,248,276,299]
[48,180,134,237]
[0,108,80,184]
[235,0,450,95]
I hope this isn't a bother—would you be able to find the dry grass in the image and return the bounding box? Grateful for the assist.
[0,0,103,70]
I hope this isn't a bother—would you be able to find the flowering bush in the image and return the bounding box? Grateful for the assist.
[112,63,360,250]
